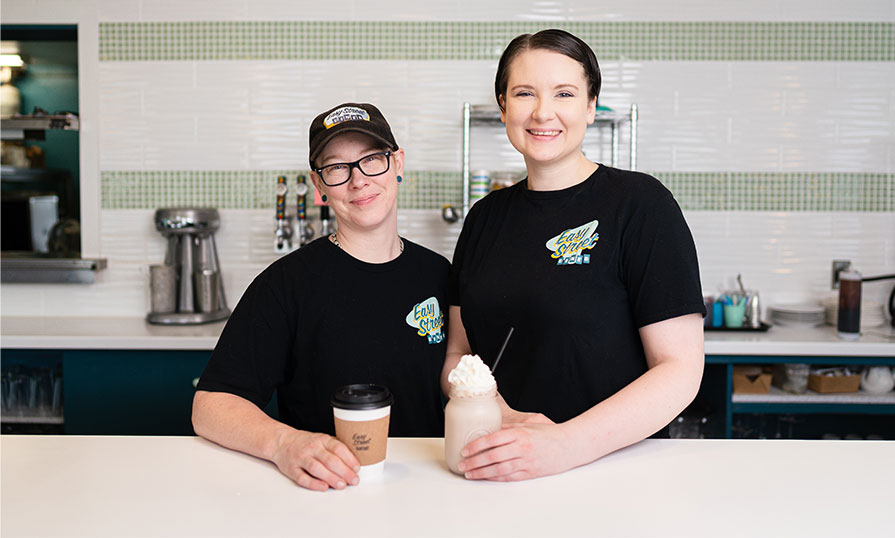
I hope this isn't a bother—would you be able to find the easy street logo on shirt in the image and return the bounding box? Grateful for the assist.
[405,297,445,344]
[546,220,600,265]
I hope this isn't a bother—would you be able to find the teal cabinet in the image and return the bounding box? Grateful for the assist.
[705,355,895,439]
[2,348,279,435]
[63,350,210,435]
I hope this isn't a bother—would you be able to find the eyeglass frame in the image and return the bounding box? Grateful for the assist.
[313,150,393,187]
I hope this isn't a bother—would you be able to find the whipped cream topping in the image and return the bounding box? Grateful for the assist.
[448,354,496,391]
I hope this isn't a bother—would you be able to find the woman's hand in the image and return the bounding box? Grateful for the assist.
[498,393,554,425]
[271,430,360,492]
[502,408,555,425]
[457,422,574,481]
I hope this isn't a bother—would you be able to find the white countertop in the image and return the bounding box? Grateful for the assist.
[703,323,895,357]
[0,316,226,350]
[2,435,893,538]
[2,316,893,356]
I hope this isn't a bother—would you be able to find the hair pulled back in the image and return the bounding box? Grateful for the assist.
[494,29,602,111]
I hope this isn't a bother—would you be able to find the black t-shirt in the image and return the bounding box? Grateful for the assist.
[448,165,704,424]
[198,237,449,437]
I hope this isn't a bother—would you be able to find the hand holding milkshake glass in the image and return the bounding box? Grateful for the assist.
[444,355,502,474]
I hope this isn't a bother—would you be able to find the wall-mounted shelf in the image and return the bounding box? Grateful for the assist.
[1,113,79,141]
[459,103,638,218]
[732,385,895,406]
[1,254,107,284]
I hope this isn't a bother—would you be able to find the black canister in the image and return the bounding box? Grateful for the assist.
[837,269,862,340]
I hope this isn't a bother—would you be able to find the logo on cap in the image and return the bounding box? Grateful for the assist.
[323,106,371,129]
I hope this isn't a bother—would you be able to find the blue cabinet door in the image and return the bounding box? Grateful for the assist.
[63,350,210,435]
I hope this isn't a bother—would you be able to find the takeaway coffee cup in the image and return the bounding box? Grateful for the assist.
[331,384,393,479]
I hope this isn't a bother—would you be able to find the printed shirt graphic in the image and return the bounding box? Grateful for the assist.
[405,297,445,344]
[545,219,599,265]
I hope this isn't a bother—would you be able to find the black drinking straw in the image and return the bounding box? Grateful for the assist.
[490,327,514,373]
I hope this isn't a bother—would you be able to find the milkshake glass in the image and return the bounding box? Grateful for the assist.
[444,355,502,475]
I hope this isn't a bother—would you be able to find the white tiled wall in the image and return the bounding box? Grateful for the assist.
[2,0,893,321]
[97,60,895,174]
[95,0,895,23]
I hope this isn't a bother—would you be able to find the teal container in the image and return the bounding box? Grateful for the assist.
[723,304,746,328]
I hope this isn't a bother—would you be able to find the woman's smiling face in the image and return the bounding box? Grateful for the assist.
[500,48,597,169]
[310,131,403,234]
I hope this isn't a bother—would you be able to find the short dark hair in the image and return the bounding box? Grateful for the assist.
[494,29,602,111]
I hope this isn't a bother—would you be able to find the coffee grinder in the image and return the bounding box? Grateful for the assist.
[147,208,230,325]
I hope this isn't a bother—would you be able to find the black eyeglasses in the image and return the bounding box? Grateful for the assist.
[314,151,392,187]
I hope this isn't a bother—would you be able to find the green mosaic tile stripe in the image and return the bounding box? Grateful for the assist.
[98,21,895,62]
[397,171,464,210]
[101,170,304,209]
[655,172,894,212]
[100,170,463,210]
[102,170,893,212]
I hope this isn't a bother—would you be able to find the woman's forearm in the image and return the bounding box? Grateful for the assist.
[561,355,703,469]
[192,390,295,462]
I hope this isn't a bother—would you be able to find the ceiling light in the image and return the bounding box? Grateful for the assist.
[0,54,24,67]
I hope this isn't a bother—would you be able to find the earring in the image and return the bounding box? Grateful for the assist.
[397,175,403,183]
[321,194,327,203]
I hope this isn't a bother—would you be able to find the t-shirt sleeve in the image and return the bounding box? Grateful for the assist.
[447,202,480,306]
[196,263,296,408]
[621,191,705,328]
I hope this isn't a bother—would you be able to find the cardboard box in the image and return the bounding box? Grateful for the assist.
[733,366,772,394]
[808,373,861,394]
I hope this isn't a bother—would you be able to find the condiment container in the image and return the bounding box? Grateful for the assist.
[837,269,862,340]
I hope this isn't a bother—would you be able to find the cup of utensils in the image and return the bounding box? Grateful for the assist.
[704,291,761,329]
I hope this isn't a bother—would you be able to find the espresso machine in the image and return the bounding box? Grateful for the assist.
[147,208,230,325]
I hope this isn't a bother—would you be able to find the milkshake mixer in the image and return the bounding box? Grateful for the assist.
[147,208,230,325]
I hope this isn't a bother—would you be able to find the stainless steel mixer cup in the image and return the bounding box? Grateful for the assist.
[147,208,230,325]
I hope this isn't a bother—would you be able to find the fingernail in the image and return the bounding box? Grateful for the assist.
[350,476,359,486]
[464,472,472,479]
[354,465,361,472]
[336,481,345,489]
[457,462,465,472]
[460,449,468,457]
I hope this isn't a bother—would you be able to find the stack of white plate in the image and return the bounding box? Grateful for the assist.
[768,303,826,327]
[822,298,886,329]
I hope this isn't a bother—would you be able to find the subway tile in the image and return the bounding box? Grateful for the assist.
[138,0,248,21]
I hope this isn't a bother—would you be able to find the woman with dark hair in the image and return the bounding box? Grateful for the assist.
[442,29,705,481]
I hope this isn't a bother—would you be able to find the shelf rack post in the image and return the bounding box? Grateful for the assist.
[462,102,471,218]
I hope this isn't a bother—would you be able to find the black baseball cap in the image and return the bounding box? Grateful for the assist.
[308,103,399,168]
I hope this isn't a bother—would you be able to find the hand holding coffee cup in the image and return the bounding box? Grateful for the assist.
[270,429,360,492]
[331,384,393,480]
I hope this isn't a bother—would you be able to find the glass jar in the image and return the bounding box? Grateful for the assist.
[444,384,501,475]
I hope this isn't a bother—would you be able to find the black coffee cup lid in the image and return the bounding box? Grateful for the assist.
[331,384,393,410]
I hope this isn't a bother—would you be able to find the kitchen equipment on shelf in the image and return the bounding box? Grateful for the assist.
[767,303,825,328]
[860,366,895,394]
[147,208,230,325]
[772,363,810,394]
[705,289,766,330]
[451,102,637,220]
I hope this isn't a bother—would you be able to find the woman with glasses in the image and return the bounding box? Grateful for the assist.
[193,103,449,492]
[442,30,705,482]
